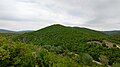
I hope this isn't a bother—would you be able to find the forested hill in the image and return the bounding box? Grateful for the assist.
[14,24,108,46]
[13,24,120,66]
[13,24,120,49]
[1,24,120,66]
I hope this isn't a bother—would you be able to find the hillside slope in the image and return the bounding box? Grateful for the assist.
[0,34,82,67]
[14,24,108,50]
[103,31,120,44]
[14,24,107,43]
[13,24,120,65]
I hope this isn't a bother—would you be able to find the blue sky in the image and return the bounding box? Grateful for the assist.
[0,0,120,31]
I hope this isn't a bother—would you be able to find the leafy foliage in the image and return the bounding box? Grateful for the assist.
[0,35,81,67]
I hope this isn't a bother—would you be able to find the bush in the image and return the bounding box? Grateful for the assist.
[0,37,81,67]
[112,63,120,67]
[81,53,93,66]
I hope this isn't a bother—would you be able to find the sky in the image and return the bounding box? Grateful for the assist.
[0,0,120,31]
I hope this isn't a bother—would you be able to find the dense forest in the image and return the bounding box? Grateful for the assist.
[0,24,120,67]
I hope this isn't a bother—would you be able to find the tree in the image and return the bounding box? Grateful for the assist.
[99,55,109,66]
[81,53,93,66]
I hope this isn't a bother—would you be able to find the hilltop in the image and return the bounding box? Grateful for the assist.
[14,24,109,50]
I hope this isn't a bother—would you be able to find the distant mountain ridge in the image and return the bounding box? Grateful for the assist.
[17,30,33,33]
[0,29,33,33]
[103,30,120,35]
[0,29,14,33]
[1,26,120,35]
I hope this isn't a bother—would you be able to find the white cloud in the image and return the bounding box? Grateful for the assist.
[0,0,120,31]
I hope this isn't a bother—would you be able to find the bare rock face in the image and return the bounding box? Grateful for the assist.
[103,40,113,48]
[87,41,102,46]
[87,40,120,49]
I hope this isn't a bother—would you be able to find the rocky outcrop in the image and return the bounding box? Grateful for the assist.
[87,40,120,49]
